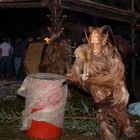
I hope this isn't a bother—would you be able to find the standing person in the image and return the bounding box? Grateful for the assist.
[0,38,12,78]
[13,38,22,76]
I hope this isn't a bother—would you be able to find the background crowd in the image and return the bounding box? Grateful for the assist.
[0,37,29,79]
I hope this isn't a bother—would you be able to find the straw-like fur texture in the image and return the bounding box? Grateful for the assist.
[39,27,72,75]
[66,26,138,139]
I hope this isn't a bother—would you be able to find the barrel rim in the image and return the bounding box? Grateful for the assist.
[28,73,65,80]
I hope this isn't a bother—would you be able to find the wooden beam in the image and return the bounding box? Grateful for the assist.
[0,0,139,24]
[135,24,140,30]
[61,0,139,24]
[0,2,44,8]
[0,0,30,2]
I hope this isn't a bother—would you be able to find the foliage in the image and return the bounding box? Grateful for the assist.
[0,98,98,137]
[0,109,21,124]
[64,100,99,137]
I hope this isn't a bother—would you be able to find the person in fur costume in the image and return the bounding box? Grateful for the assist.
[66,25,139,140]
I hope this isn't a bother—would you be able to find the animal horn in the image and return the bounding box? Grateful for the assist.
[84,28,90,44]
[101,25,110,31]
[101,25,115,44]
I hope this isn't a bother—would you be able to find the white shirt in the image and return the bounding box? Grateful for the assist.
[0,42,11,56]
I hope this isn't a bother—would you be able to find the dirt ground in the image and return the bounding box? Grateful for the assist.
[0,127,95,140]
[0,79,96,140]
[0,78,140,140]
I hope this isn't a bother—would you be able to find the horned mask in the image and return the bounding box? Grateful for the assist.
[85,25,113,46]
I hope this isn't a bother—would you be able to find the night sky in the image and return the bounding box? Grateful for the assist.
[0,7,131,40]
[0,8,50,37]
[0,8,98,38]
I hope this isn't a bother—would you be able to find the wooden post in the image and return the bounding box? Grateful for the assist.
[131,0,135,97]
[47,0,65,30]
